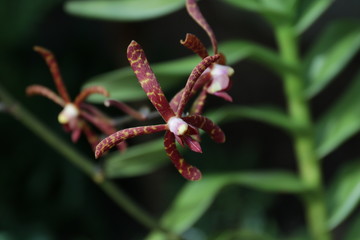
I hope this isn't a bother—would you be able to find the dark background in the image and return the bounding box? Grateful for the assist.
[1,0,360,239]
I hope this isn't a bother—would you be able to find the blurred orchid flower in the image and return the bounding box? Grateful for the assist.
[27,46,125,151]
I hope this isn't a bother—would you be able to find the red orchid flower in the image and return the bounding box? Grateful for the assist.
[170,0,235,115]
[95,41,225,181]
[27,46,125,151]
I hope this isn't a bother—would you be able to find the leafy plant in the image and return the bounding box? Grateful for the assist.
[1,0,360,239]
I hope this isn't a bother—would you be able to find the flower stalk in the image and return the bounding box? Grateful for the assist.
[275,24,330,240]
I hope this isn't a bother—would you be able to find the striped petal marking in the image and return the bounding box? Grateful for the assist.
[127,41,175,122]
[164,131,202,181]
[95,124,167,159]
[183,115,225,143]
[34,46,71,103]
[186,0,218,54]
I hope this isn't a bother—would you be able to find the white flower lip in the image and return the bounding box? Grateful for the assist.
[207,64,234,94]
[168,117,188,136]
[58,103,80,124]
[211,64,234,77]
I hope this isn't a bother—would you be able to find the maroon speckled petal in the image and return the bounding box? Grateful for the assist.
[190,88,208,115]
[74,86,109,106]
[34,46,71,103]
[95,124,167,158]
[164,131,202,181]
[176,54,220,116]
[183,115,225,143]
[127,41,175,121]
[186,0,218,54]
[170,72,211,112]
[180,33,209,59]
[26,85,65,107]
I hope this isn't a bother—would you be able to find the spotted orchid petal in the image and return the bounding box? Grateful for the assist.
[180,33,209,59]
[34,46,71,103]
[190,88,208,115]
[127,41,175,121]
[74,86,109,106]
[176,54,220,116]
[169,70,211,111]
[26,85,65,107]
[186,0,218,54]
[183,115,225,143]
[95,124,167,158]
[164,131,202,181]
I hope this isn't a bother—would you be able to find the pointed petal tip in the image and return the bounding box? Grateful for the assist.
[180,166,202,181]
[94,149,101,159]
[33,45,50,54]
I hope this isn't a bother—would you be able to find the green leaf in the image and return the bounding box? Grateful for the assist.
[206,105,297,134]
[223,0,296,25]
[146,171,306,240]
[84,40,286,103]
[214,229,276,240]
[104,138,168,178]
[327,160,360,229]
[304,20,360,97]
[315,70,360,158]
[295,0,334,34]
[64,0,184,22]
[344,212,360,240]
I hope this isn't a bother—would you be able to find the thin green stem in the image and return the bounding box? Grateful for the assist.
[0,84,181,240]
[275,25,330,240]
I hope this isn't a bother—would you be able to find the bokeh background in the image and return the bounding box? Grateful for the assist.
[1,0,360,239]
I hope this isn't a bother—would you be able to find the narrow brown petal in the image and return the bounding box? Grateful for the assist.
[127,41,175,122]
[164,131,202,181]
[183,115,225,143]
[26,85,65,107]
[176,55,220,116]
[170,72,211,112]
[74,86,109,106]
[34,46,71,103]
[180,33,209,59]
[190,88,208,115]
[105,99,146,121]
[95,124,167,158]
[186,0,218,54]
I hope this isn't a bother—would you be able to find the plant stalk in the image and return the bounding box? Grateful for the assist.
[275,25,330,240]
[0,84,180,240]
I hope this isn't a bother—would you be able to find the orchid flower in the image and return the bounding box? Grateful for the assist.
[171,0,235,115]
[95,41,225,181]
[27,46,125,151]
